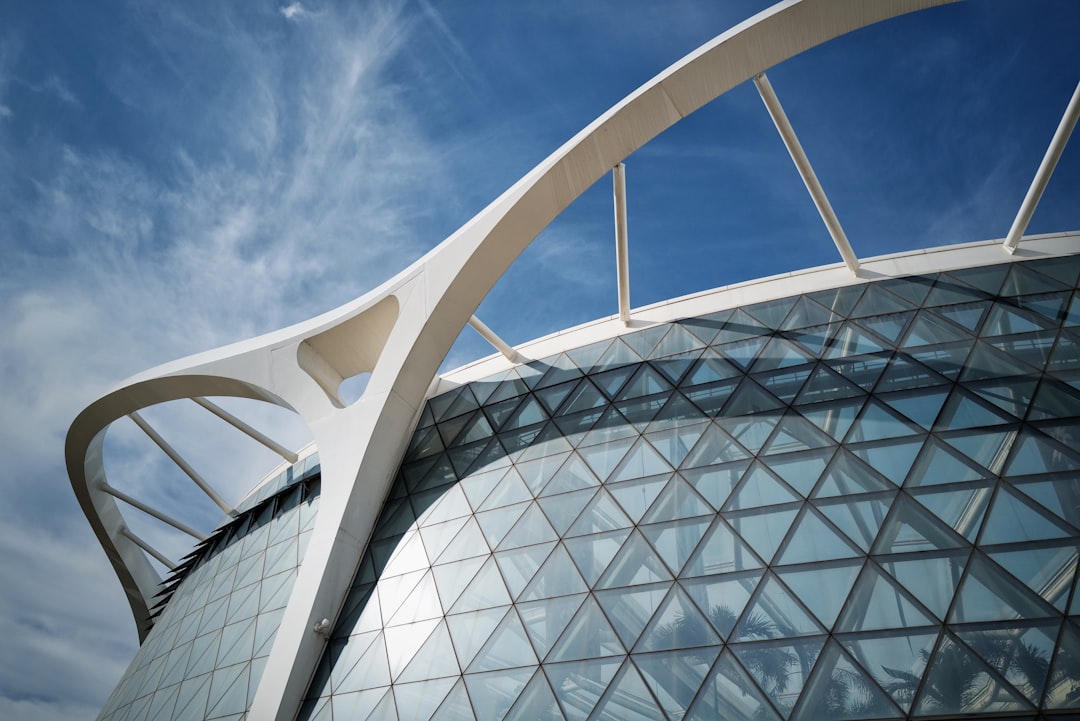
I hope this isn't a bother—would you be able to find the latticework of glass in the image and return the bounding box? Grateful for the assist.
[299,253,1080,721]
[97,477,321,721]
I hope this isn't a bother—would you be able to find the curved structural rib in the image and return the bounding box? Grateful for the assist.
[65,1,958,719]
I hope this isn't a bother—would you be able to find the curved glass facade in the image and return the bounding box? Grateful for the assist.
[97,476,321,721]
[298,253,1080,721]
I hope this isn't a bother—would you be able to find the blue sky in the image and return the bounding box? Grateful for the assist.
[0,0,1078,719]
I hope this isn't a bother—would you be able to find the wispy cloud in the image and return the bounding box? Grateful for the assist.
[281,2,308,21]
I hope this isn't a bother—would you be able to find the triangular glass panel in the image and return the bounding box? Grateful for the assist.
[634,585,721,652]
[878,550,969,619]
[564,489,632,537]
[682,378,742,417]
[429,677,476,721]
[745,296,800,329]
[715,309,770,345]
[449,557,511,614]
[595,530,673,589]
[927,270,997,303]
[644,421,709,468]
[902,310,971,347]
[838,629,939,713]
[810,283,865,316]
[640,516,712,577]
[782,295,841,331]
[1029,254,1080,288]
[776,508,861,565]
[636,649,723,720]
[678,512,761,576]
[616,392,673,430]
[591,338,643,373]
[1005,428,1080,477]
[723,378,786,416]
[594,581,670,649]
[871,495,967,554]
[723,463,800,511]
[517,594,586,660]
[498,503,559,551]
[681,423,751,470]
[563,529,630,587]
[719,413,782,455]
[813,449,894,498]
[494,543,556,600]
[936,299,990,332]
[1049,329,1080,372]
[1045,620,1080,709]
[960,340,1039,382]
[731,636,826,719]
[794,638,903,721]
[767,449,832,497]
[686,648,782,721]
[607,438,672,483]
[502,668,563,721]
[543,657,623,721]
[982,302,1057,338]
[537,488,595,536]
[653,324,707,359]
[397,621,461,683]
[987,542,1079,612]
[432,555,487,612]
[950,552,1057,623]
[474,502,529,551]
[911,631,1032,716]
[837,561,936,632]
[680,572,761,642]
[607,474,669,524]
[623,324,673,359]
[681,310,732,345]
[800,398,863,441]
[904,437,987,487]
[477,468,533,512]
[846,401,921,443]
[909,339,974,380]
[732,573,824,642]
[851,283,914,318]
[757,366,814,403]
[874,356,948,394]
[393,676,458,721]
[384,618,440,680]
[935,389,1015,430]
[538,453,599,497]
[681,460,749,510]
[467,609,539,673]
[752,337,814,373]
[1017,290,1070,323]
[880,389,948,428]
[761,414,835,456]
[388,570,443,627]
[778,560,861,629]
[1029,378,1080,420]
[514,450,572,494]
[849,438,924,485]
[726,505,799,565]
[560,379,607,416]
[434,517,492,566]
[534,378,580,416]
[860,310,915,345]
[330,688,391,721]
[563,341,610,377]
[463,667,537,721]
[589,659,665,721]
[681,350,741,388]
[980,484,1073,544]
[814,492,894,552]
[954,619,1059,706]
[615,364,673,402]
[825,322,888,359]
[546,596,624,662]
[642,475,715,524]
[648,391,710,430]
[1010,475,1080,530]
[788,322,839,357]
[877,277,934,307]
[577,435,636,482]
[909,483,992,541]
[447,606,510,670]
[519,544,588,602]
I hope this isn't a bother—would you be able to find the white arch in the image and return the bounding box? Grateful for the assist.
[65,1,960,718]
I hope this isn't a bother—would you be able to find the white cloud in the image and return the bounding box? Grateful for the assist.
[280,2,307,20]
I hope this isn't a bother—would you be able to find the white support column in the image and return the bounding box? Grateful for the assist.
[120,527,176,571]
[128,411,235,516]
[191,397,299,464]
[1003,80,1080,254]
[468,315,520,362]
[754,73,860,275]
[613,162,631,324]
[99,483,208,541]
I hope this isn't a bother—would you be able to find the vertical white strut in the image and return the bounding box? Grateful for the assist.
[1003,80,1080,254]
[754,73,860,275]
[613,162,631,324]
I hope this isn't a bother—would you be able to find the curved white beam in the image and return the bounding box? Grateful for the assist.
[64,1,960,718]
